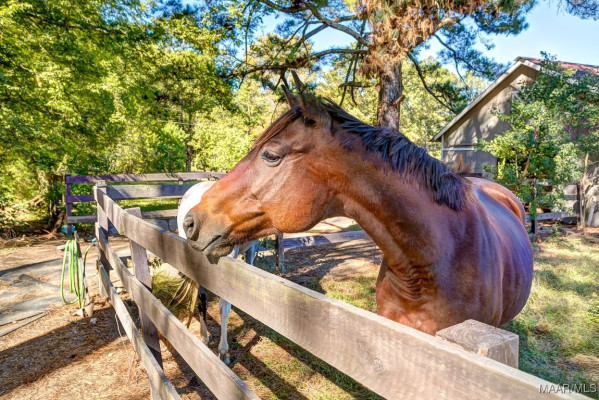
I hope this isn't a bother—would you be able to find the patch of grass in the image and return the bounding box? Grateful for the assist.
[72,197,179,215]
[505,235,599,397]
[117,197,179,212]
[70,197,180,233]
[321,276,378,313]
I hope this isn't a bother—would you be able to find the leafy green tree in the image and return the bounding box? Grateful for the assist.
[0,0,148,225]
[213,0,590,130]
[109,123,188,173]
[0,0,232,230]
[479,57,599,220]
[316,57,486,158]
[192,79,278,171]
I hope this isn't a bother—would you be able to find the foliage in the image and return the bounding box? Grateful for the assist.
[109,123,188,173]
[219,0,556,129]
[0,0,231,230]
[316,57,486,157]
[400,59,487,156]
[216,0,598,130]
[191,79,278,171]
[360,0,532,76]
[479,56,599,217]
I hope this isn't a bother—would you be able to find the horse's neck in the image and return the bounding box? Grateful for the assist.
[334,169,453,268]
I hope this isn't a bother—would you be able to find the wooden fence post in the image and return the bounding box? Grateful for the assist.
[436,319,519,368]
[275,233,285,274]
[126,208,163,399]
[578,182,586,229]
[65,174,72,235]
[530,180,538,235]
[94,183,110,297]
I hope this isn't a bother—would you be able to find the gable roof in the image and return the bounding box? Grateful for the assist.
[518,57,599,78]
[432,57,599,142]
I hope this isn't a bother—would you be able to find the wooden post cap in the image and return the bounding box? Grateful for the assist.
[436,319,519,368]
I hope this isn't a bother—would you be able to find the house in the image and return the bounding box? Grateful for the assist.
[433,57,599,226]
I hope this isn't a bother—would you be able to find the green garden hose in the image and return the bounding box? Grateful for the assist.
[61,236,95,309]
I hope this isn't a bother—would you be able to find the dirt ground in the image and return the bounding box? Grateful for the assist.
[0,219,383,400]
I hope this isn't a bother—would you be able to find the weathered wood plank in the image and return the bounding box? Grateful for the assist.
[94,190,585,400]
[283,230,370,249]
[98,265,181,400]
[66,211,177,225]
[525,212,576,222]
[97,229,259,400]
[436,319,520,368]
[275,233,285,274]
[127,208,162,368]
[67,215,97,224]
[141,209,178,219]
[66,194,95,203]
[106,184,195,200]
[67,172,224,184]
[95,185,110,297]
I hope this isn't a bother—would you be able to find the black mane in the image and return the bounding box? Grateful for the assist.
[254,96,469,211]
[322,99,469,211]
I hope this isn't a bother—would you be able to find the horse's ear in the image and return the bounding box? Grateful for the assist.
[289,71,315,119]
[290,71,305,92]
[289,70,331,132]
[282,85,300,109]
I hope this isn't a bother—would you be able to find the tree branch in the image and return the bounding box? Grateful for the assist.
[407,53,457,113]
[226,48,367,78]
[433,33,475,81]
[341,18,368,105]
[24,12,111,34]
[339,81,374,88]
[256,0,308,13]
[305,4,368,46]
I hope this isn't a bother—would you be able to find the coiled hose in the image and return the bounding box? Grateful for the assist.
[61,236,95,309]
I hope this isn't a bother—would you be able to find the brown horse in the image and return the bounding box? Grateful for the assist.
[183,87,534,335]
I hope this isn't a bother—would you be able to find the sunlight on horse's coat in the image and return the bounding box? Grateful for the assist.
[185,85,534,335]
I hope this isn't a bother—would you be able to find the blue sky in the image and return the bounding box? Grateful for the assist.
[261,1,599,69]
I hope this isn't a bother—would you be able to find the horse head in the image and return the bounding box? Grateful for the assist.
[182,89,352,257]
[184,75,467,259]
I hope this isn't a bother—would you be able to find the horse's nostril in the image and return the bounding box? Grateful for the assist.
[183,214,198,240]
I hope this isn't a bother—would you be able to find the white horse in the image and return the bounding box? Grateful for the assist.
[177,181,258,364]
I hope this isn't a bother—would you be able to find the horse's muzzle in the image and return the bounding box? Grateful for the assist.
[183,211,233,258]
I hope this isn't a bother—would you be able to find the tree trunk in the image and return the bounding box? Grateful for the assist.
[185,142,192,172]
[377,62,402,129]
[185,117,193,172]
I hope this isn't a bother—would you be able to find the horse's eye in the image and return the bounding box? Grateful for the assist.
[261,150,281,165]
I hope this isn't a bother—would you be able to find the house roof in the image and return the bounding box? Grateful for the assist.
[518,57,599,78]
[432,57,599,142]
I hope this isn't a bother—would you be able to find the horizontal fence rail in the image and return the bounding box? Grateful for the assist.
[67,172,225,184]
[94,185,586,400]
[65,172,224,228]
[524,212,576,222]
[96,227,258,400]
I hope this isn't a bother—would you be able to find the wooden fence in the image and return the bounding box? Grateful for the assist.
[65,172,225,229]
[66,171,367,271]
[93,183,588,400]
